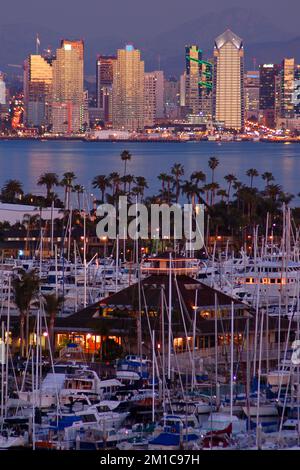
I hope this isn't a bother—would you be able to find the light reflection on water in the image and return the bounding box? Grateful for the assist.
[0,140,300,204]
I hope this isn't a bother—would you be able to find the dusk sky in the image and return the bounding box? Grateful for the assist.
[0,0,299,38]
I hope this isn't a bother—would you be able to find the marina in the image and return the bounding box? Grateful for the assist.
[0,218,300,450]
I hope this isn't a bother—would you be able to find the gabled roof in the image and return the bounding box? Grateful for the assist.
[54,275,249,334]
[215,29,243,50]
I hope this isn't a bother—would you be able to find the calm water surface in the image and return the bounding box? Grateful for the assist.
[0,140,300,204]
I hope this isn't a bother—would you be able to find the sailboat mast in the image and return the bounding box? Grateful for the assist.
[152,329,155,422]
[168,252,172,380]
[230,301,234,419]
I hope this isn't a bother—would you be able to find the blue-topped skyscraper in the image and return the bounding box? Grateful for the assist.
[213,29,244,130]
[112,45,145,131]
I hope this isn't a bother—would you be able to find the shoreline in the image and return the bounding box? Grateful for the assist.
[0,136,298,144]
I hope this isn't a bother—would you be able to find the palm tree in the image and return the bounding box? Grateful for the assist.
[164,175,174,204]
[130,186,143,202]
[191,171,206,185]
[43,293,64,352]
[135,176,148,201]
[60,172,76,210]
[262,172,275,185]
[108,172,121,196]
[37,172,59,200]
[12,269,40,356]
[171,163,184,203]
[209,182,220,205]
[246,168,259,188]
[208,157,219,183]
[265,184,282,201]
[72,184,84,210]
[224,174,237,202]
[158,173,169,192]
[92,175,110,203]
[122,174,135,193]
[203,184,211,205]
[217,188,228,202]
[120,150,132,177]
[22,214,41,256]
[1,179,23,203]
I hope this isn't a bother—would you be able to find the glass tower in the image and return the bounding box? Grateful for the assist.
[213,29,244,130]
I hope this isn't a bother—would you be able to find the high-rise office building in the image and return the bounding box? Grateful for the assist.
[179,73,186,107]
[259,63,280,128]
[164,77,180,119]
[23,55,52,127]
[144,71,164,126]
[0,73,6,105]
[293,65,300,117]
[185,46,201,115]
[244,70,260,121]
[185,46,212,120]
[51,40,85,133]
[96,55,116,123]
[281,58,295,118]
[213,29,244,130]
[61,39,84,60]
[112,45,145,131]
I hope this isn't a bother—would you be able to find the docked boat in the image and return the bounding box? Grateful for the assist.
[148,415,201,450]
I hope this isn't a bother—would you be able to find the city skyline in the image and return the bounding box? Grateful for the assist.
[3,25,300,134]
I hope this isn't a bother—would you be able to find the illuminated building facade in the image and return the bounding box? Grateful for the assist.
[259,63,280,128]
[164,77,180,119]
[0,73,6,105]
[112,45,145,131]
[52,40,85,133]
[293,65,300,117]
[281,58,295,118]
[244,70,259,121]
[185,46,202,115]
[144,71,164,126]
[213,30,244,130]
[96,55,116,123]
[23,55,52,127]
[185,46,212,120]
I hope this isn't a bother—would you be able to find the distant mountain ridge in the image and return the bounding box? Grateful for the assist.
[0,7,299,79]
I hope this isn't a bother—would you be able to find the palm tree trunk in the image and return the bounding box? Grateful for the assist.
[20,312,25,357]
[25,311,30,357]
[49,317,55,352]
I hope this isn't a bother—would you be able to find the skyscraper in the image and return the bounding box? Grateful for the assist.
[0,73,6,105]
[164,77,180,119]
[185,46,212,120]
[144,71,164,126]
[281,58,295,118]
[244,70,260,121]
[213,29,244,130]
[294,65,300,117]
[259,64,280,128]
[185,46,202,115]
[112,45,145,131]
[23,55,52,127]
[51,40,85,133]
[179,73,186,107]
[96,55,116,123]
